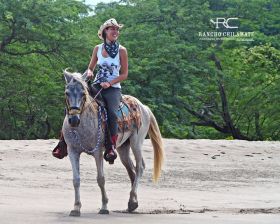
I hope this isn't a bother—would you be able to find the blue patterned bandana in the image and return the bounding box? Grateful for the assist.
[104,41,119,58]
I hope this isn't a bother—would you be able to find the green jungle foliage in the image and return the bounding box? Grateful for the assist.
[0,0,279,140]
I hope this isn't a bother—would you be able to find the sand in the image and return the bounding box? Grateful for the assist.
[0,139,279,223]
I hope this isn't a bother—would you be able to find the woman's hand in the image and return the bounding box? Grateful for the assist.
[86,69,94,80]
[100,82,111,89]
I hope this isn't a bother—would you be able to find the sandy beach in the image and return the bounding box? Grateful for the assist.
[0,139,279,223]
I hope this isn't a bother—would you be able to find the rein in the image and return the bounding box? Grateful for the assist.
[93,88,103,100]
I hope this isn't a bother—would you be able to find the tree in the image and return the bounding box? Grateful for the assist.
[1,0,279,140]
[0,0,91,139]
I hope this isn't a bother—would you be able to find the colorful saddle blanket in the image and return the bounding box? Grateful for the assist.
[116,95,142,132]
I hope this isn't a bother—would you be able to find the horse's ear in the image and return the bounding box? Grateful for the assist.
[63,69,73,84]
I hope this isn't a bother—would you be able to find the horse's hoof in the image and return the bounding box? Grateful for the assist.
[98,209,109,214]
[69,210,80,217]
[127,201,138,212]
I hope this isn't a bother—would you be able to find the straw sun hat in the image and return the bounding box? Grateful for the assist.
[98,18,124,40]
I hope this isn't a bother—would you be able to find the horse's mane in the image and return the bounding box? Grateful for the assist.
[70,72,88,90]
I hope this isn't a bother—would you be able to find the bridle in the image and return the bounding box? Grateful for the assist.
[65,84,103,116]
[65,94,86,116]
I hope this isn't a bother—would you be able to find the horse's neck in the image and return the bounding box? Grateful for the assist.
[74,101,99,138]
[82,100,98,119]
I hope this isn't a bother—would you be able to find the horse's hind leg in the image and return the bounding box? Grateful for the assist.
[69,150,82,216]
[127,133,146,212]
[117,139,136,186]
[94,150,109,214]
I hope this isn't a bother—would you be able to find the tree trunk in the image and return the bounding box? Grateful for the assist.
[255,111,263,140]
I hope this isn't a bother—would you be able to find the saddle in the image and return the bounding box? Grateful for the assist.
[88,84,141,134]
[116,95,142,132]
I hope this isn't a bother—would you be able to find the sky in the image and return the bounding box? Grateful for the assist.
[84,0,115,7]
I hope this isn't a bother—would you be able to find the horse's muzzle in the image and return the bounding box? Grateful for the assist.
[68,115,80,127]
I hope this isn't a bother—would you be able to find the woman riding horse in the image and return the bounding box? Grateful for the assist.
[53,18,128,164]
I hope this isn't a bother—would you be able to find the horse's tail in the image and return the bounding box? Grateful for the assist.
[147,108,164,182]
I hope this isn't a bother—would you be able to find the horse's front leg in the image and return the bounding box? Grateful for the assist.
[69,150,82,216]
[94,150,109,214]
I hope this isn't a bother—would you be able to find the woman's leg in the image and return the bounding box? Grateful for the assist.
[101,87,121,164]
[102,87,121,136]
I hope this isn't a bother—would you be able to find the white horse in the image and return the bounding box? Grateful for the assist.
[62,70,164,216]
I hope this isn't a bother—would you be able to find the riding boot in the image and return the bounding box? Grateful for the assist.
[104,135,118,164]
[52,132,68,159]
